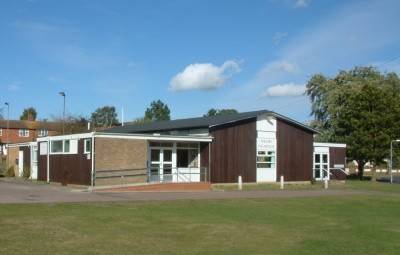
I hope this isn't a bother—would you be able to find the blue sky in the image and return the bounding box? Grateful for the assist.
[1,0,399,122]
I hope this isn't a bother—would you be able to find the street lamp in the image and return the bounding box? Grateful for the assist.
[4,102,9,169]
[59,92,66,135]
[390,139,400,184]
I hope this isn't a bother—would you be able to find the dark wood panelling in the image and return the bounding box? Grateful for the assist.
[276,119,314,181]
[330,147,347,180]
[20,146,30,169]
[38,142,47,182]
[209,118,257,183]
[37,140,91,185]
[200,142,210,182]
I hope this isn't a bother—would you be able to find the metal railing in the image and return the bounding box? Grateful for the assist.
[94,166,209,186]
[313,168,349,180]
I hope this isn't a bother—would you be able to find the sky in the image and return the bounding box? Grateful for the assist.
[0,0,399,122]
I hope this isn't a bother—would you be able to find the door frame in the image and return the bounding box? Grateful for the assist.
[313,152,330,181]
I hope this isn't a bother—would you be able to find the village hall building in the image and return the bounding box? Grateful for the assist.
[33,110,346,186]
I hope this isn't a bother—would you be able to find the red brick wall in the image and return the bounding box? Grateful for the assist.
[0,128,58,144]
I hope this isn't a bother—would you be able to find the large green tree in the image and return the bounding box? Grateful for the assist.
[90,106,119,128]
[204,108,238,117]
[20,107,37,121]
[144,100,170,121]
[306,67,400,179]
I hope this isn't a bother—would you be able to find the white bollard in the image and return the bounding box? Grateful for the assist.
[238,175,242,191]
[324,179,328,189]
[280,175,284,190]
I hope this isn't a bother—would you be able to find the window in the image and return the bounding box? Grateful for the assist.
[18,129,29,137]
[38,129,48,137]
[257,150,275,168]
[51,140,63,153]
[176,142,199,168]
[84,139,91,154]
[50,139,78,154]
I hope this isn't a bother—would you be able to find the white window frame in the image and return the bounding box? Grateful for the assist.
[50,139,78,155]
[19,129,30,137]
[84,139,91,154]
[38,129,48,137]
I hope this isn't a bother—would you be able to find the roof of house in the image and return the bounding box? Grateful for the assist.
[0,120,60,130]
[104,110,317,134]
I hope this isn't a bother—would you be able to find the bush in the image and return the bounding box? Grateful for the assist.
[5,166,15,177]
[22,166,31,179]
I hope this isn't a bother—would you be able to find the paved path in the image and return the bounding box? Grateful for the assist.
[0,179,371,204]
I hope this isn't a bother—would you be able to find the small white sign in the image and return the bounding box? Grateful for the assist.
[334,164,345,168]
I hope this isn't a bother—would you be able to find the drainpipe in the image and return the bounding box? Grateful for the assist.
[47,139,50,183]
[90,132,95,189]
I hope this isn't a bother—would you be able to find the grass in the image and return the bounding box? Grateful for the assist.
[1,192,400,254]
[213,179,400,193]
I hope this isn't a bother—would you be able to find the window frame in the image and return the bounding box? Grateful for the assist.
[18,129,29,137]
[50,139,78,155]
[84,139,92,154]
[38,129,48,137]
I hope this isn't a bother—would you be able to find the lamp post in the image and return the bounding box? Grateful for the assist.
[59,92,65,135]
[390,139,400,184]
[4,102,9,169]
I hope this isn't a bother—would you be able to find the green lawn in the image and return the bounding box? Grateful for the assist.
[1,192,400,254]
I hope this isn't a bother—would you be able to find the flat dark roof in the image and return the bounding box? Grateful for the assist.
[104,110,317,134]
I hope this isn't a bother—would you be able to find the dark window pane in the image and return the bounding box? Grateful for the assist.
[151,149,160,161]
[164,150,172,162]
[177,149,189,167]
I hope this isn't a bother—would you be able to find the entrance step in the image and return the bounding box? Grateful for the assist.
[98,182,212,192]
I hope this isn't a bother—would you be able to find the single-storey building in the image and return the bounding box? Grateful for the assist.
[35,110,347,186]
[313,142,347,181]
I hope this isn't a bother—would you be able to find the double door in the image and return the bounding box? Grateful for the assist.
[149,148,173,182]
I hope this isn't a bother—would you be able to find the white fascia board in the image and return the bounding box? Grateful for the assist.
[314,142,346,148]
[94,132,213,142]
[37,132,94,142]
[6,142,36,148]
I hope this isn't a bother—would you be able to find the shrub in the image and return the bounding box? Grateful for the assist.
[5,166,15,177]
[22,166,31,179]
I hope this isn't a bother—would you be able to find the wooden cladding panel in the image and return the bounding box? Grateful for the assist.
[276,119,314,181]
[209,119,257,183]
[37,140,91,185]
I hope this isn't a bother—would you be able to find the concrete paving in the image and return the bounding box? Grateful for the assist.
[0,178,371,204]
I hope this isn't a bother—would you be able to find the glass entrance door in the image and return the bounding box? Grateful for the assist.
[314,153,329,180]
[149,148,173,183]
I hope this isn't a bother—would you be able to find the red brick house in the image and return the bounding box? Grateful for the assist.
[0,120,60,145]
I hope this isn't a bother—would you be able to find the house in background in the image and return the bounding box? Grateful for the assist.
[0,120,59,154]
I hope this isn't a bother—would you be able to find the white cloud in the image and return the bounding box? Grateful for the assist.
[261,83,305,97]
[272,32,288,45]
[294,0,311,8]
[258,60,299,78]
[170,60,241,91]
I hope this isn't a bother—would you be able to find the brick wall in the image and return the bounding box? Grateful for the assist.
[0,128,58,144]
[94,137,148,185]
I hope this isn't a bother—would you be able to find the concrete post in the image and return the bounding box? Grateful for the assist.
[324,179,328,189]
[238,175,242,191]
[280,175,284,190]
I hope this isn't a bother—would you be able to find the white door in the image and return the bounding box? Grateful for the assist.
[18,150,24,177]
[314,153,329,180]
[31,146,38,179]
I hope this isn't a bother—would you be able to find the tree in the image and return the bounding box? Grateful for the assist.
[306,66,400,179]
[20,107,37,121]
[90,106,119,128]
[144,100,170,121]
[204,108,238,117]
[51,114,89,134]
